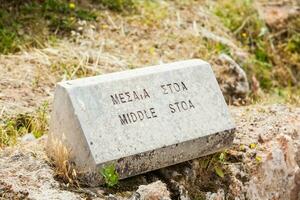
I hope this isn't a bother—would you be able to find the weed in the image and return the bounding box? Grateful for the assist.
[214,0,258,33]
[0,0,97,54]
[199,151,228,178]
[214,165,224,178]
[0,27,19,54]
[215,43,231,55]
[214,0,300,95]
[32,102,49,138]
[51,61,97,80]
[100,164,119,187]
[259,86,300,106]
[0,102,49,148]
[195,38,232,61]
[47,136,79,186]
[286,34,300,53]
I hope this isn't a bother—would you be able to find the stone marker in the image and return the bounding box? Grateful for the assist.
[48,59,235,180]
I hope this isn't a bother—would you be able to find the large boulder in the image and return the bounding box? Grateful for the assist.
[211,54,250,105]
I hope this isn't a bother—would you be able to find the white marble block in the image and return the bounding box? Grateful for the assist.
[48,59,235,180]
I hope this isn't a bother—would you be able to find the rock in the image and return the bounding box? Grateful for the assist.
[0,137,82,200]
[246,134,299,200]
[211,54,250,104]
[291,168,300,200]
[132,181,171,200]
[21,133,36,143]
[48,59,235,181]
[157,167,191,199]
[205,189,225,200]
[178,185,191,200]
[291,145,300,200]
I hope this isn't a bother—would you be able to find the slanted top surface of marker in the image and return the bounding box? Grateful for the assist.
[58,60,235,165]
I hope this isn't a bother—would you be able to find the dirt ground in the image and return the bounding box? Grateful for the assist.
[0,105,299,199]
[0,0,244,115]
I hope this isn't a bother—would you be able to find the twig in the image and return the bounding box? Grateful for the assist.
[106,12,118,30]
[233,16,251,35]
[121,21,125,36]
[0,106,5,118]
[269,29,287,39]
[70,56,85,79]
[176,11,181,28]
[193,20,198,35]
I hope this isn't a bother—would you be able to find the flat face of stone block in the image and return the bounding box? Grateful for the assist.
[49,59,235,179]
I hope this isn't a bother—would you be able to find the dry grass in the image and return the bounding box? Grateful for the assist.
[1,1,299,116]
[47,136,80,187]
[0,0,299,151]
[0,0,244,115]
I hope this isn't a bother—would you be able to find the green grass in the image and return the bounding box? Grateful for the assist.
[0,102,49,147]
[255,86,300,106]
[214,0,300,98]
[214,0,272,89]
[286,34,300,53]
[199,151,228,179]
[0,0,169,54]
[0,0,97,54]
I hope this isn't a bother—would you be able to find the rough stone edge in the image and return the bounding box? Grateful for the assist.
[97,129,235,180]
[47,85,96,171]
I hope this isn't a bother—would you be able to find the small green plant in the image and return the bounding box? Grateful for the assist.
[0,102,49,147]
[215,42,231,55]
[32,102,49,138]
[214,152,226,178]
[214,165,224,178]
[100,164,119,187]
[0,27,19,54]
[286,34,300,53]
[199,151,228,178]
